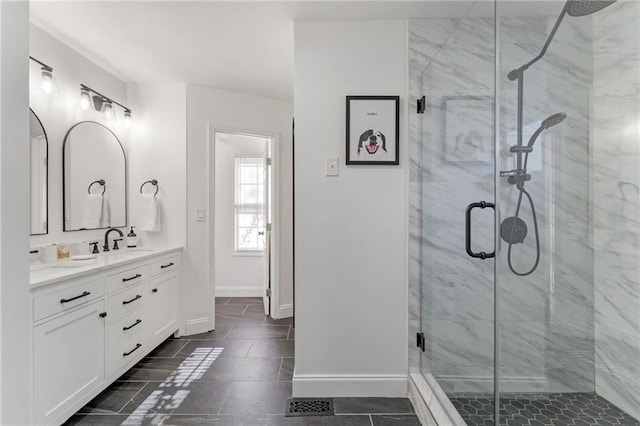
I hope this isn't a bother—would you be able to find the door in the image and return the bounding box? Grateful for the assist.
[262,139,272,315]
[34,300,106,425]
[415,8,497,425]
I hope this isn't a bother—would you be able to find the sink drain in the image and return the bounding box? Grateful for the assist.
[285,398,334,417]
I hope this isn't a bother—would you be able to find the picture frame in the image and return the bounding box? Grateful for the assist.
[441,95,493,164]
[346,95,400,165]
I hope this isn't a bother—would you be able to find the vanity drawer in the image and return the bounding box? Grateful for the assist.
[33,278,104,322]
[107,306,148,378]
[107,281,149,322]
[151,254,180,277]
[106,264,149,293]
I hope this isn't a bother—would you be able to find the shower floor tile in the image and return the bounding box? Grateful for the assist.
[449,393,639,426]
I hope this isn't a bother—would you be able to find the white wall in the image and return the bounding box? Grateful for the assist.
[0,2,31,423]
[214,133,265,297]
[293,20,408,396]
[29,24,129,249]
[126,84,187,249]
[186,84,293,330]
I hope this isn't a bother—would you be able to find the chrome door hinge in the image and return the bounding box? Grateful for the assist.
[266,223,272,232]
[266,289,272,298]
[266,158,272,166]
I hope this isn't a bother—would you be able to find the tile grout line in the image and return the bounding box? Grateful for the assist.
[246,340,256,358]
[222,324,233,340]
[277,357,284,380]
[117,381,150,415]
[215,382,234,415]
[171,339,191,358]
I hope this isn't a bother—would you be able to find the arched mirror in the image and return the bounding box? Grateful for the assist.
[30,109,48,235]
[63,121,127,231]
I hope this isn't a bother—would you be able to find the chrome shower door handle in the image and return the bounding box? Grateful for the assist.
[465,201,495,259]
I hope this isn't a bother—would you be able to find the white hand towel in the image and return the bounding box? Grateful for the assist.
[101,195,110,228]
[139,194,161,232]
[81,194,104,229]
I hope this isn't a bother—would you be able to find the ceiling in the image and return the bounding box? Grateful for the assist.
[30,1,558,101]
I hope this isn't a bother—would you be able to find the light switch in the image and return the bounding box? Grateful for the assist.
[326,156,339,176]
[196,208,206,222]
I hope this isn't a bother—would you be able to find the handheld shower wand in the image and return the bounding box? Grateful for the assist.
[501,0,616,276]
[501,114,566,276]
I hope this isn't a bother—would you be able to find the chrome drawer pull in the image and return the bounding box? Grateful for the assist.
[60,291,90,304]
[122,294,142,305]
[160,262,174,269]
[123,319,142,331]
[123,343,142,357]
[122,273,142,282]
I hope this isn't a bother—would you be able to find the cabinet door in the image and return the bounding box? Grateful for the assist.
[149,272,179,344]
[34,300,105,425]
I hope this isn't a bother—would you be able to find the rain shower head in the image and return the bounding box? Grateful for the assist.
[527,112,567,147]
[508,0,618,81]
[566,0,617,16]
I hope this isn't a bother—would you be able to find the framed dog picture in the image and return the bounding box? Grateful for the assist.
[346,95,400,165]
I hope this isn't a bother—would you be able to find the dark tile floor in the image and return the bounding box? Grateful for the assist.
[450,392,640,426]
[64,297,419,426]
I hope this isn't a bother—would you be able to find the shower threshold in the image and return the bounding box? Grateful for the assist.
[449,392,639,426]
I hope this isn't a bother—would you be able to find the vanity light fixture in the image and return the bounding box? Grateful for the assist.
[80,84,132,125]
[29,56,56,95]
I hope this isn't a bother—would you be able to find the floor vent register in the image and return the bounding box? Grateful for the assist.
[285,398,335,417]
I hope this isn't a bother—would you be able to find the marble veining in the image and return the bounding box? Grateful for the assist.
[592,0,640,420]
[409,1,639,421]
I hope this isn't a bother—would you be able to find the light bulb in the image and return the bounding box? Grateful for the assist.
[80,88,91,110]
[124,110,132,128]
[102,100,115,121]
[41,68,53,94]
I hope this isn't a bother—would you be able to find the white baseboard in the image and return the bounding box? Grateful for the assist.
[292,372,407,397]
[184,317,211,336]
[215,285,263,298]
[410,373,466,426]
[275,303,293,319]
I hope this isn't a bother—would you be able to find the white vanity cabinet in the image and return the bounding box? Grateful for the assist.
[149,254,180,342]
[33,299,106,426]
[30,248,182,425]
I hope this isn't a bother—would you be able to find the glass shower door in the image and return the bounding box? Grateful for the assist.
[416,7,497,424]
[496,0,640,424]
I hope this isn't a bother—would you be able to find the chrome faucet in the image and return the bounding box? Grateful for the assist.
[103,228,124,252]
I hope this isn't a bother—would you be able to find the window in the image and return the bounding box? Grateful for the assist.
[234,157,265,252]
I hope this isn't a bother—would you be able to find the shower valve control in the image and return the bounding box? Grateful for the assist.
[500,169,530,186]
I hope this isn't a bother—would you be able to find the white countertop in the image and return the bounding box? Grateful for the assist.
[30,245,184,289]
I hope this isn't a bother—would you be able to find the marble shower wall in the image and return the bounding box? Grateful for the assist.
[498,12,595,393]
[592,0,640,419]
[409,7,596,395]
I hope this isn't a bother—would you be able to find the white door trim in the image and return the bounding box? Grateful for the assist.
[208,125,281,319]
